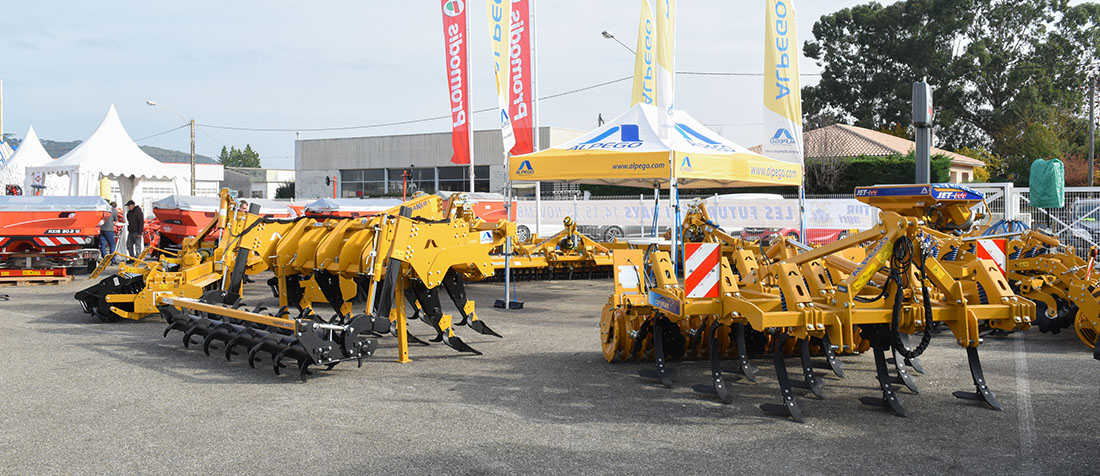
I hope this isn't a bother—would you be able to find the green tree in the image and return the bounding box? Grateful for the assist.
[275,182,295,199]
[218,144,262,168]
[804,0,1096,185]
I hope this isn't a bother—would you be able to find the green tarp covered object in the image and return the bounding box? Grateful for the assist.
[1029,158,1065,209]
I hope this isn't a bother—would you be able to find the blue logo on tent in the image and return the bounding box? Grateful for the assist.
[571,124,643,150]
[674,123,735,153]
[770,128,797,145]
[680,156,693,171]
[516,160,534,175]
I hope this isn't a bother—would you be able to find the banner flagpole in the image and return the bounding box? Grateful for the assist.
[467,9,476,192]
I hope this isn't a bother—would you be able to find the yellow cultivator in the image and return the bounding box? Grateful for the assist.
[75,190,513,381]
[601,184,1033,421]
[500,216,614,279]
[1003,230,1100,348]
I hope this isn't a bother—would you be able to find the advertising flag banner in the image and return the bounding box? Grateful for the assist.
[487,0,516,152]
[631,0,656,107]
[508,0,534,156]
[441,0,472,165]
[655,0,676,139]
[762,0,804,165]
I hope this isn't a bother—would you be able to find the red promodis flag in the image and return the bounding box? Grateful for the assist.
[507,0,534,156]
[441,0,472,164]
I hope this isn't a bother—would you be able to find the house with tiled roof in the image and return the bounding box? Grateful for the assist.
[753,124,985,182]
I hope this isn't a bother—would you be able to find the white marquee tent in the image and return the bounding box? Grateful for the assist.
[0,126,67,194]
[25,105,185,203]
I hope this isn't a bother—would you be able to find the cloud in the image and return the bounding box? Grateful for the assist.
[77,36,123,50]
[8,38,41,51]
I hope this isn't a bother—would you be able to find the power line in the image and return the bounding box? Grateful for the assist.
[678,71,822,77]
[197,76,635,133]
[194,70,798,134]
[134,123,189,142]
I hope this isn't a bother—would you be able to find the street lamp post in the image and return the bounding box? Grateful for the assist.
[146,100,196,195]
[601,30,635,55]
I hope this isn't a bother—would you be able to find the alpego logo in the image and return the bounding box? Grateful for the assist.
[569,124,643,150]
[675,123,735,153]
[769,128,797,145]
[515,160,534,175]
[443,0,464,17]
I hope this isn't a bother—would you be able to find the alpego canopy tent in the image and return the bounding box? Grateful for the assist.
[507,104,801,188]
[507,104,803,276]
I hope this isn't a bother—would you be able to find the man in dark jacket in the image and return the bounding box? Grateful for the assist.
[125,200,144,257]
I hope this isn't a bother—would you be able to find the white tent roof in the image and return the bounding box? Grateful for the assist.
[0,126,62,190]
[0,195,111,212]
[29,105,182,181]
[304,198,404,214]
[152,195,297,216]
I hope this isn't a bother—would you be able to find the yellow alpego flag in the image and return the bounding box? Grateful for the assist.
[486,0,516,152]
[761,0,804,165]
[631,0,656,107]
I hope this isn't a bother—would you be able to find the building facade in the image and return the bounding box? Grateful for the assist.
[224,167,295,198]
[294,127,584,199]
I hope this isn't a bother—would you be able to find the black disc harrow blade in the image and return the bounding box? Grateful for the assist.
[159,305,376,382]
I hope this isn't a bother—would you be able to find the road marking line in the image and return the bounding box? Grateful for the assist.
[1015,337,1036,471]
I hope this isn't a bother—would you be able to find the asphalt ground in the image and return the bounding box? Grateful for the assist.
[1,272,1099,475]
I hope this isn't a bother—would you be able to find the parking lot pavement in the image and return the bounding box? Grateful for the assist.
[1,276,1098,475]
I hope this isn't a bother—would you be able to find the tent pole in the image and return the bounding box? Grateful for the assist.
[651,185,659,237]
[798,185,806,243]
[670,151,680,278]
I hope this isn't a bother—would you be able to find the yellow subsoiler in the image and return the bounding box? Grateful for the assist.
[76,190,512,381]
[601,184,1033,421]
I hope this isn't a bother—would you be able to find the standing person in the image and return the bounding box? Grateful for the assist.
[125,200,145,258]
[99,202,118,264]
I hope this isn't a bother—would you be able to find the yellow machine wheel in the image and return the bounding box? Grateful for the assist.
[600,302,633,362]
[1074,311,1099,349]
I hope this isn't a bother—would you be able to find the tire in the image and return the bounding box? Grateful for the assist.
[602,225,624,243]
[516,225,532,243]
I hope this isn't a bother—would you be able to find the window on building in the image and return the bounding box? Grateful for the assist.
[949,171,957,182]
[341,169,385,197]
[438,165,490,193]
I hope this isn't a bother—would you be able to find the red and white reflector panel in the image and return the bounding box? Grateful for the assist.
[976,239,1007,275]
[685,243,721,299]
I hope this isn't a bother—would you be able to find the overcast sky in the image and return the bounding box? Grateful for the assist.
[0,1,1020,168]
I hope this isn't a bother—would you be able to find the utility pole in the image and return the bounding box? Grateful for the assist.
[189,119,196,195]
[1089,72,1096,187]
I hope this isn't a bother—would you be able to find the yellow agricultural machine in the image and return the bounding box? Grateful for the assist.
[75,190,512,381]
[601,184,1033,421]
[1002,230,1100,349]
[497,216,614,279]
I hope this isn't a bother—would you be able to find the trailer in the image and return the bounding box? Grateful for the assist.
[0,195,111,273]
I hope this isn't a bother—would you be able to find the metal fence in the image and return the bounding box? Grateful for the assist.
[522,184,1100,257]
[970,183,1100,258]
